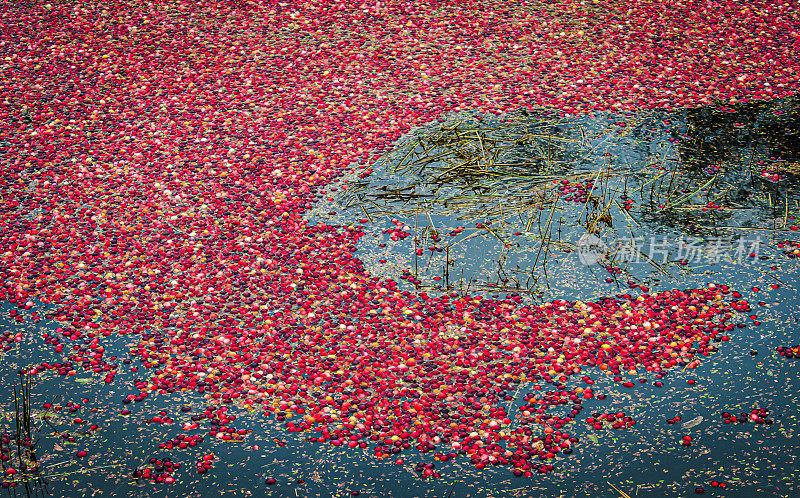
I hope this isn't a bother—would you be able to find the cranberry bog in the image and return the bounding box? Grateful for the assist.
[1,1,800,497]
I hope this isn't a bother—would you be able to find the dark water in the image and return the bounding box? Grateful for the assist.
[2,98,800,497]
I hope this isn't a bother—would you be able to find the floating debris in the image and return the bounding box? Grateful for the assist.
[682,416,705,430]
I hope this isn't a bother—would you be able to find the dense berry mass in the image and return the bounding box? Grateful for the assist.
[0,0,790,477]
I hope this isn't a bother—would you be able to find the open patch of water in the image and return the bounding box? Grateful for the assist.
[310,97,800,303]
